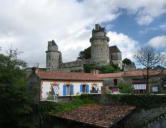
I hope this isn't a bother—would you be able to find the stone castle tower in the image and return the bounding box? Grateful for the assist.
[46,40,62,70]
[90,24,110,66]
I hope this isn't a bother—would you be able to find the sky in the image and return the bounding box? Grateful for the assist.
[0,0,166,68]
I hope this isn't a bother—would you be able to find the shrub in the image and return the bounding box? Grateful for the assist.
[118,83,133,93]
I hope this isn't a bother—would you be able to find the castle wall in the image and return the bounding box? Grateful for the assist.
[60,59,91,72]
[59,66,84,72]
[110,52,122,60]
[111,60,122,69]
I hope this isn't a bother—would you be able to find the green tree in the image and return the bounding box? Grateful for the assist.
[122,58,132,65]
[83,64,120,73]
[0,50,35,128]
[78,46,91,59]
[118,83,133,93]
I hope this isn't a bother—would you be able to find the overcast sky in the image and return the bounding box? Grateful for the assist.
[0,0,166,67]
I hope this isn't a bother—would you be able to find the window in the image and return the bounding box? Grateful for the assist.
[80,84,89,93]
[63,84,74,96]
[163,83,166,88]
[52,85,59,96]
[28,85,32,91]
[91,85,98,93]
[114,79,118,86]
[152,86,158,92]
[133,84,146,94]
[82,85,87,93]
[66,85,70,96]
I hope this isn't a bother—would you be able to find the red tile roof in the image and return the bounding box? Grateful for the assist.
[36,70,103,81]
[97,72,123,78]
[54,105,135,128]
[97,69,166,78]
[124,69,166,77]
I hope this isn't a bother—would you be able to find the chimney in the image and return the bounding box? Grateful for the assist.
[91,69,99,76]
[95,24,100,30]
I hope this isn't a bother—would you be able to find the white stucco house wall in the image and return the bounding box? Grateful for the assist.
[28,68,103,101]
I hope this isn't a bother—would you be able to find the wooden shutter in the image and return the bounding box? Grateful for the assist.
[71,84,74,95]
[80,84,83,93]
[87,84,89,93]
[63,84,66,96]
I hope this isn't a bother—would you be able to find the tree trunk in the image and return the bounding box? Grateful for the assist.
[146,68,150,94]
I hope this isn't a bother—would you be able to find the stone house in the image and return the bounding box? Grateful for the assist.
[28,68,103,101]
[97,69,166,94]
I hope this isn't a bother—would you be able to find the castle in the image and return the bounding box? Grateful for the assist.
[46,24,122,72]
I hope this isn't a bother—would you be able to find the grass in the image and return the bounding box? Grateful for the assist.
[40,96,97,115]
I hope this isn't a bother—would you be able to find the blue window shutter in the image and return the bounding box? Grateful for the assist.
[71,84,74,95]
[80,84,83,93]
[63,84,66,96]
[87,85,89,93]
[28,85,32,91]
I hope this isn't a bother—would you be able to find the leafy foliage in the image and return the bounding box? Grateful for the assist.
[122,58,132,65]
[40,96,96,116]
[84,64,121,73]
[0,51,35,128]
[118,83,133,93]
[107,94,166,110]
[77,46,91,59]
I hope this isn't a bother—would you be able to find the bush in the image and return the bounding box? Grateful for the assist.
[107,94,166,109]
[83,64,121,73]
[40,95,97,115]
[119,83,133,93]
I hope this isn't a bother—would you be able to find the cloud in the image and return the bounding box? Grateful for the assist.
[107,31,139,60]
[0,0,166,67]
[139,23,166,34]
[148,35,166,48]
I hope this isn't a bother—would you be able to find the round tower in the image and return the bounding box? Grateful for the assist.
[109,46,122,69]
[46,40,61,70]
[90,24,110,65]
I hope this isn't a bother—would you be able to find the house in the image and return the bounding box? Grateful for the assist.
[97,69,166,94]
[28,68,103,102]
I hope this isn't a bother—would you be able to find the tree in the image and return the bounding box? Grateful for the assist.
[78,46,91,59]
[134,46,165,93]
[118,83,133,93]
[83,64,121,73]
[0,50,35,128]
[122,58,132,65]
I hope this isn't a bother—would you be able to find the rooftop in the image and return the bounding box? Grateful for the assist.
[36,70,103,81]
[97,69,166,78]
[109,46,121,53]
[54,105,135,128]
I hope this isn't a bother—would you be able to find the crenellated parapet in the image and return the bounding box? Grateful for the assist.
[90,24,109,42]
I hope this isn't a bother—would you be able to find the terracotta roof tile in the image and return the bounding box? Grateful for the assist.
[97,69,166,78]
[97,72,123,78]
[124,69,166,77]
[54,105,135,128]
[36,70,103,81]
